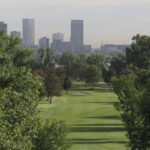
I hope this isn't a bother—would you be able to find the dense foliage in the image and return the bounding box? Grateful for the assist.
[35,68,65,103]
[85,65,102,88]
[112,34,150,150]
[126,34,150,70]
[63,76,72,93]
[0,68,44,150]
[0,31,70,150]
[34,120,70,150]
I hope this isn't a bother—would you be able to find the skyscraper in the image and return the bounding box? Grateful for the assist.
[52,32,64,41]
[0,21,7,33]
[51,32,64,51]
[22,19,35,47]
[71,20,84,53]
[39,37,50,48]
[10,31,21,38]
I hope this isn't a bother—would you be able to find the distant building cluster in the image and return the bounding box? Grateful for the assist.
[10,31,21,38]
[100,44,130,56]
[0,19,92,55]
[0,20,129,56]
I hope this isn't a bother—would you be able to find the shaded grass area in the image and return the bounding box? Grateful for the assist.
[70,126,125,132]
[70,138,127,145]
[39,82,127,150]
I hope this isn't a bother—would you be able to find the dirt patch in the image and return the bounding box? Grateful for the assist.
[73,92,89,96]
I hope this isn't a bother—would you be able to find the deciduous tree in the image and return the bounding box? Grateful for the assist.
[85,65,102,89]
[126,34,150,70]
[63,76,72,93]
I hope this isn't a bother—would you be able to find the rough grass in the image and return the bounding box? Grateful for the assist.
[38,82,128,150]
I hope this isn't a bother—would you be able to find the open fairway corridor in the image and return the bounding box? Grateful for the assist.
[39,82,127,150]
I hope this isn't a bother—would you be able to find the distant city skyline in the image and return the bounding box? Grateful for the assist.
[1,0,150,48]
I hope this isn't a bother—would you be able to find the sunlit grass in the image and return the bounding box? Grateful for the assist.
[39,82,127,150]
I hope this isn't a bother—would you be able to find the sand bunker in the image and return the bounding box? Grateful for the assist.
[73,92,89,96]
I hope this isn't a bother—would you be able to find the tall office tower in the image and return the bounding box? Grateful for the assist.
[51,32,64,51]
[0,21,7,33]
[10,31,21,38]
[52,32,64,41]
[22,19,35,47]
[39,37,50,48]
[71,20,84,53]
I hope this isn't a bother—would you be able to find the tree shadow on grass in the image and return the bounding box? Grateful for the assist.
[70,88,113,93]
[69,138,127,144]
[94,89,113,93]
[83,115,121,120]
[96,83,109,88]
[70,126,125,132]
[71,123,123,127]
[84,101,116,105]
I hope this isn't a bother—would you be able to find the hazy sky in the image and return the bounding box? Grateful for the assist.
[1,0,150,48]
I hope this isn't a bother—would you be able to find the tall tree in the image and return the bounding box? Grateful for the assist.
[37,48,55,70]
[85,65,102,89]
[87,53,110,72]
[63,76,72,93]
[103,68,116,84]
[112,75,143,150]
[126,34,150,70]
[45,68,64,103]
[0,68,44,150]
[35,68,65,103]
[112,72,150,150]
[110,53,126,76]
[59,51,79,79]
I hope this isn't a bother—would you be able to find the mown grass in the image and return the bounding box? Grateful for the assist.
[38,82,127,150]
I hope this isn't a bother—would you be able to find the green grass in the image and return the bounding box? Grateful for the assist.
[38,82,127,150]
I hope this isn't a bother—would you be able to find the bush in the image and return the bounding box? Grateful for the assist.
[33,120,70,150]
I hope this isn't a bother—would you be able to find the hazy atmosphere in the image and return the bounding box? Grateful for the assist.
[1,1,150,150]
[1,0,150,47]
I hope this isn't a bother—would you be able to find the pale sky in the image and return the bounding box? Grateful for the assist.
[1,0,150,48]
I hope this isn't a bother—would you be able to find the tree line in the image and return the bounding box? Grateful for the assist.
[111,34,150,150]
[0,31,70,150]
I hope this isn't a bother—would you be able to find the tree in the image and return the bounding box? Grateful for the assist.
[87,53,111,83]
[36,48,55,70]
[110,53,126,76]
[0,31,70,150]
[139,80,150,150]
[34,67,65,103]
[59,51,79,79]
[87,53,110,72]
[112,73,150,150]
[63,76,72,93]
[103,68,116,85]
[126,34,150,70]
[0,30,36,69]
[78,63,89,81]
[33,120,70,150]
[0,68,44,150]
[85,65,102,89]
[112,75,143,150]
